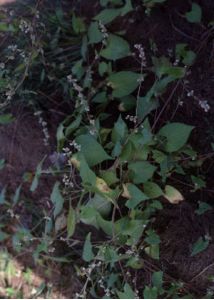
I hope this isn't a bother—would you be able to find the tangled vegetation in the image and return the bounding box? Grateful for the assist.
[0,0,213,298]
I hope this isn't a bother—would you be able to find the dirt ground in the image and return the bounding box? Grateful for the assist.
[0,0,214,298]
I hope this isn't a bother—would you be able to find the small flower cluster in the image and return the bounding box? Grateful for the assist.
[173,58,180,66]
[35,10,40,19]
[99,21,109,45]
[125,114,138,123]
[70,140,81,151]
[8,44,18,52]
[187,90,194,97]
[7,208,19,219]
[86,69,93,86]
[134,44,147,67]
[89,119,97,136]
[62,140,81,164]
[62,174,74,188]
[34,110,50,146]
[125,246,140,259]
[167,48,173,58]
[19,19,33,34]
[5,88,15,101]
[77,261,103,279]
[62,146,72,157]
[0,62,5,69]
[76,260,117,298]
[186,90,211,113]
[7,44,18,61]
[137,75,145,83]
[67,74,89,112]
[48,246,55,253]
[198,100,210,113]
[97,277,114,297]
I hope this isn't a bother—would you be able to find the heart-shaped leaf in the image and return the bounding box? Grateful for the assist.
[100,34,130,61]
[185,3,202,23]
[158,122,194,152]
[108,71,140,98]
[76,134,111,166]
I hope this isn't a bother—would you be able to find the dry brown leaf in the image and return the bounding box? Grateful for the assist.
[164,185,184,204]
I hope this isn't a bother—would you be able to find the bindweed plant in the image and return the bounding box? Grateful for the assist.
[0,0,209,298]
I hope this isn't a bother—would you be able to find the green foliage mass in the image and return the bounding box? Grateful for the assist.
[0,0,209,298]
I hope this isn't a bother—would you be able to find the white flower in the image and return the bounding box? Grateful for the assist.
[134,44,147,66]
[198,100,210,112]
[0,63,5,69]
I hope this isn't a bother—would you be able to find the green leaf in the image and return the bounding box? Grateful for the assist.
[191,175,206,191]
[185,3,202,23]
[100,0,123,6]
[81,35,88,60]
[97,214,113,235]
[72,14,86,34]
[103,246,120,266]
[82,233,94,262]
[100,34,130,61]
[51,182,64,218]
[12,184,22,205]
[94,8,121,24]
[126,256,144,269]
[118,95,136,111]
[67,207,76,238]
[100,170,119,186]
[76,134,111,167]
[143,182,163,198]
[65,115,82,137]
[152,271,163,289]
[92,91,107,104]
[137,97,159,121]
[98,62,108,76]
[87,193,112,217]
[30,156,46,192]
[191,237,209,256]
[143,286,158,299]
[143,0,166,8]
[117,283,136,299]
[145,229,161,245]
[176,44,196,66]
[118,219,146,245]
[0,114,15,125]
[0,159,5,170]
[55,213,66,233]
[80,206,99,229]
[79,157,97,186]
[56,123,65,151]
[121,0,133,16]
[72,60,84,80]
[108,71,140,98]
[0,230,9,242]
[0,187,6,205]
[125,183,148,209]
[152,56,185,79]
[195,202,212,215]
[158,122,194,152]
[183,50,196,66]
[112,115,128,144]
[144,244,159,260]
[0,23,16,32]
[152,150,166,163]
[88,22,103,44]
[128,161,156,184]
